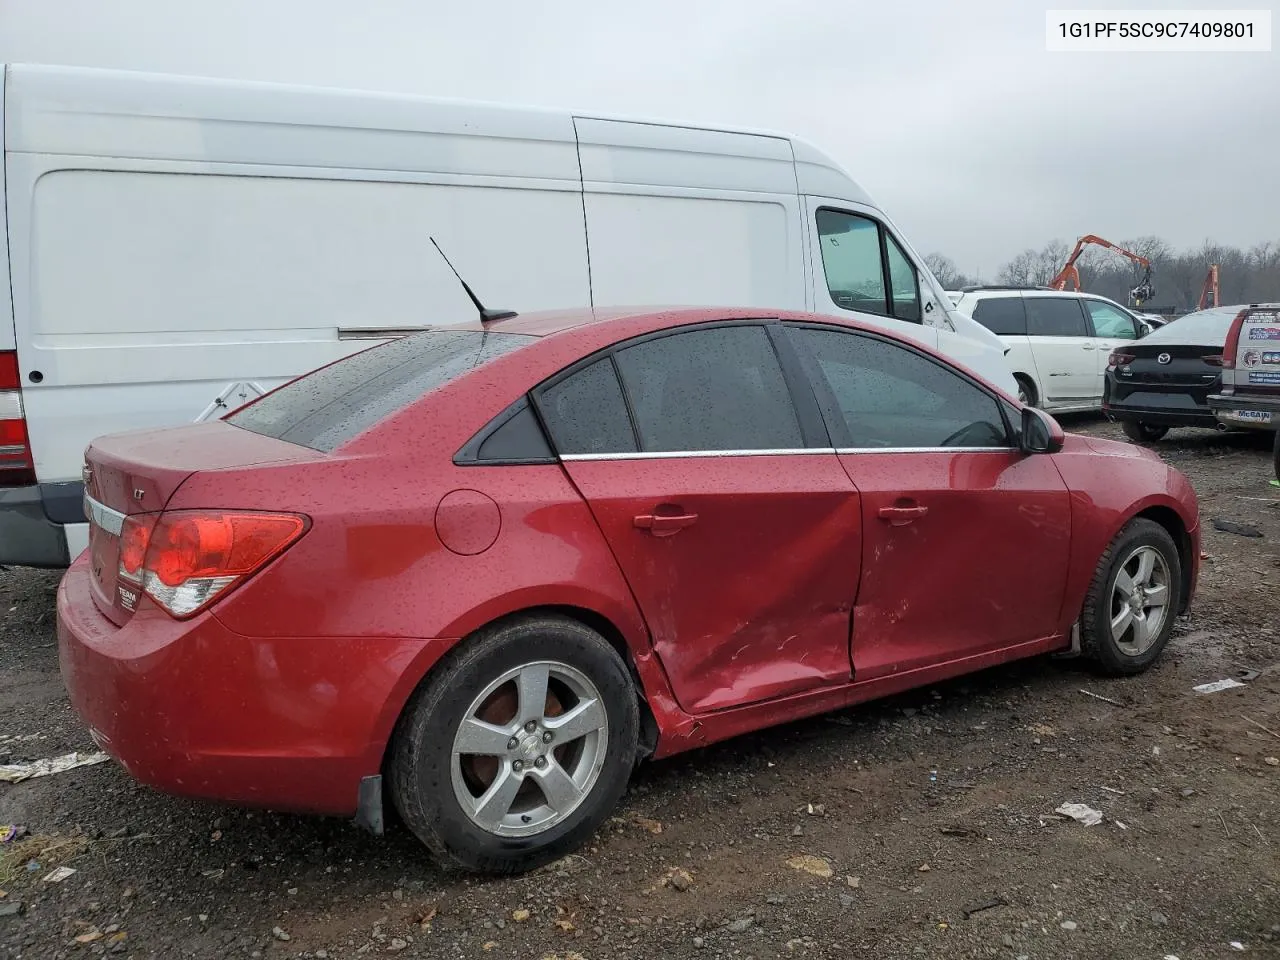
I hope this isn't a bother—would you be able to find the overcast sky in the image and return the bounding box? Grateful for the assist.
[2,0,1276,276]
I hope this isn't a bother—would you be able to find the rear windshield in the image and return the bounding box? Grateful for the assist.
[1145,306,1241,344]
[228,330,534,451]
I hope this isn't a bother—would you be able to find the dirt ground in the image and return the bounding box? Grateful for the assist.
[2,416,1278,960]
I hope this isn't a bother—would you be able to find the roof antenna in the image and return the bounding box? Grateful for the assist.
[430,237,518,324]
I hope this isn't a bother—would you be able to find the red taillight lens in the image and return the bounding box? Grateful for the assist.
[117,514,157,582]
[1108,351,1135,368]
[1221,310,1248,370]
[1202,354,1225,367]
[0,351,34,487]
[131,510,307,618]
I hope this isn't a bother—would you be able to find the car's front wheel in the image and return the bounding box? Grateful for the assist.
[1121,420,1169,443]
[1080,518,1182,675]
[389,615,639,874]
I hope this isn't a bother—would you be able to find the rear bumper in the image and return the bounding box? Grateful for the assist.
[57,556,445,816]
[1207,393,1280,430]
[0,484,70,567]
[1102,402,1219,429]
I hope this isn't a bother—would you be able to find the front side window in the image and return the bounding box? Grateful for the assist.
[613,326,804,453]
[1086,301,1139,339]
[885,235,921,322]
[1025,297,1088,337]
[816,211,922,324]
[229,330,534,452]
[791,327,1010,449]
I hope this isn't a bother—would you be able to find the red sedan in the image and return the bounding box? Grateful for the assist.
[59,307,1199,874]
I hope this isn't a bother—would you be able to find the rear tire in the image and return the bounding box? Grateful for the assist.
[1121,420,1169,443]
[1015,375,1037,407]
[389,615,639,874]
[1080,518,1182,676]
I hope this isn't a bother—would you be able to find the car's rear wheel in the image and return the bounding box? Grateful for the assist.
[1080,518,1182,676]
[389,614,638,874]
[1014,375,1037,407]
[1121,420,1169,443]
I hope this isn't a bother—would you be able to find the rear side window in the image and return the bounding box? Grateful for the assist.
[972,298,1028,335]
[613,326,804,452]
[1025,298,1088,337]
[229,330,534,452]
[539,359,638,455]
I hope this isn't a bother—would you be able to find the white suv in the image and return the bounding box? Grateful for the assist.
[952,287,1150,411]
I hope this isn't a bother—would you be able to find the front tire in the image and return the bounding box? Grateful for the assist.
[1080,519,1182,676]
[389,615,639,874]
[1121,420,1169,443]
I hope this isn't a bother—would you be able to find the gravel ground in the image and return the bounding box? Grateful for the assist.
[2,416,1278,960]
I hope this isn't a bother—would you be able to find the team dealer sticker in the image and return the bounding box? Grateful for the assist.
[1249,371,1280,385]
[1248,327,1280,341]
[1263,352,1280,364]
[1244,351,1262,367]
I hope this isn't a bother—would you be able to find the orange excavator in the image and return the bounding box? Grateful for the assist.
[1050,234,1155,307]
[1196,264,1220,310]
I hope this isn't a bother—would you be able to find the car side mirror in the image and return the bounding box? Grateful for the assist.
[1020,406,1065,454]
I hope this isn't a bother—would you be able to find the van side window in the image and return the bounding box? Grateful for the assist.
[816,210,921,324]
[1025,298,1088,337]
[972,298,1028,335]
[885,235,921,322]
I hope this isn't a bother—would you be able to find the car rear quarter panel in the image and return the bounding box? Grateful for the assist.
[1050,437,1200,625]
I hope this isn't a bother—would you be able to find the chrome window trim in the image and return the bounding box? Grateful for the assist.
[560,446,1015,461]
[834,446,1014,455]
[561,448,832,462]
[84,494,126,536]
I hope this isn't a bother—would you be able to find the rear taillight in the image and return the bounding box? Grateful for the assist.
[1108,351,1135,368]
[0,352,34,487]
[1202,354,1225,367]
[1221,309,1249,370]
[119,510,307,618]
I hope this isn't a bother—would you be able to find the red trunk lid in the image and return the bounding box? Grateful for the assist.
[83,422,319,625]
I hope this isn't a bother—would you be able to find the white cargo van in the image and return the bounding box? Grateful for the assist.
[0,64,1014,567]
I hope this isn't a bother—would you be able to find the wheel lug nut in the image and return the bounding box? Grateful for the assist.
[513,760,523,772]
[542,731,553,743]
[525,721,537,733]
[507,737,519,750]
[535,756,547,769]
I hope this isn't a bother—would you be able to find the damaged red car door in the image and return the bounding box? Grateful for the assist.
[787,325,1073,680]
[539,324,863,715]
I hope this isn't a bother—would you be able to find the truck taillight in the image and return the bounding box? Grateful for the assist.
[0,351,34,487]
[1221,309,1249,370]
[119,510,308,618]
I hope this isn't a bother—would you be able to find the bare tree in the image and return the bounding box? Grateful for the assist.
[924,253,964,289]
[988,235,1280,311]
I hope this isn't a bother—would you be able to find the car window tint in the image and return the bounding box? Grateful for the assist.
[792,327,1010,449]
[540,359,637,455]
[228,330,534,452]
[1025,298,1088,337]
[614,326,804,452]
[885,235,922,323]
[817,210,887,317]
[972,298,1027,335]
[1086,301,1138,339]
[477,403,554,462]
